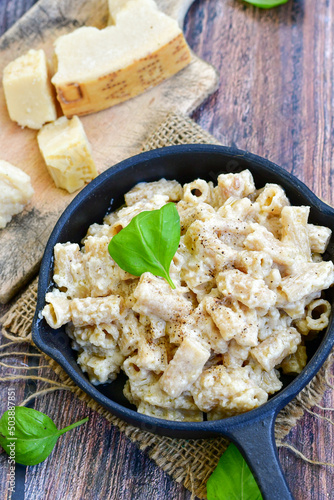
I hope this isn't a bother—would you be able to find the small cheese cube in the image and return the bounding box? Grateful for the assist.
[3,49,57,129]
[51,0,191,117]
[37,116,97,193]
[0,160,34,228]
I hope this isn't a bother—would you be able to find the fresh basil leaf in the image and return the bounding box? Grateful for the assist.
[243,0,289,8]
[108,202,180,289]
[0,407,88,466]
[207,443,263,500]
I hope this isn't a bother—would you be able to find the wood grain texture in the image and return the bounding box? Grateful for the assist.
[1,0,334,499]
[0,0,218,303]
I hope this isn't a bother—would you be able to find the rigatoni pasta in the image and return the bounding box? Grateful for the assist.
[42,173,334,421]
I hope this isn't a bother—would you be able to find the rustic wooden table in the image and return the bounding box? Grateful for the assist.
[1,0,334,499]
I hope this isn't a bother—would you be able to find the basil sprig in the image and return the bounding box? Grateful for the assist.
[207,443,263,500]
[108,203,180,289]
[0,407,88,466]
[243,0,289,7]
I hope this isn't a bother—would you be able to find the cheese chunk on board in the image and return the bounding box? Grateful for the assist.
[0,160,34,229]
[51,0,192,117]
[37,116,98,194]
[108,0,157,23]
[3,49,57,129]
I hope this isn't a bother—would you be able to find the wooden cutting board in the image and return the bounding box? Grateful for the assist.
[0,0,218,303]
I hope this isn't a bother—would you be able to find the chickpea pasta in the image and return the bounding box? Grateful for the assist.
[42,172,334,421]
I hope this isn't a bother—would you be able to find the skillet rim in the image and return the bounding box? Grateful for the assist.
[32,144,334,434]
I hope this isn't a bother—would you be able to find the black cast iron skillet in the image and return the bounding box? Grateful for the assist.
[32,145,334,500]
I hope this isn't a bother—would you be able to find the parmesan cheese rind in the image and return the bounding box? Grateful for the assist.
[0,160,34,229]
[51,0,191,117]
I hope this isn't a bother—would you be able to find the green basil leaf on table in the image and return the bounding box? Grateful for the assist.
[243,0,289,8]
[108,202,180,289]
[207,443,263,500]
[0,406,88,466]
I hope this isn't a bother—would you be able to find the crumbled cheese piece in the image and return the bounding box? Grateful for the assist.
[0,160,34,228]
[37,116,97,193]
[3,49,57,129]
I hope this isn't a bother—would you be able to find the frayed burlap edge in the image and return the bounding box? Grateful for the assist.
[1,112,334,499]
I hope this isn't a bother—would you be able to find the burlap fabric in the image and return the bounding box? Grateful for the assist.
[1,112,333,499]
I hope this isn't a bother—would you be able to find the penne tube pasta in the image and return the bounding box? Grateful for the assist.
[280,206,311,261]
[70,295,124,326]
[255,183,289,215]
[133,273,193,321]
[279,261,334,303]
[160,337,210,398]
[216,170,256,204]
[281,345,307,375]
[53,242,89,298]
[42,293,71,329]
[308,224,332,253]
[217,269,276,310]
[183,179,212,204]
[125,179,183,206]
[250,327,301,372]
[244,224,296,267]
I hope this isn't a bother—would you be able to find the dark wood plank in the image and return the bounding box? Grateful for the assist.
[1,0,334,499]
[0,0,37,33]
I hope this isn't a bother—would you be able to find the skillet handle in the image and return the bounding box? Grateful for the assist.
[223,413,294,500]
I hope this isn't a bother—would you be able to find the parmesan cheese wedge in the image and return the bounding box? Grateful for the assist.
[51,0,192,117]
[37,116,97,194]
[0,160,34,229]
[3,49,57,129]
[108,0,157,24]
